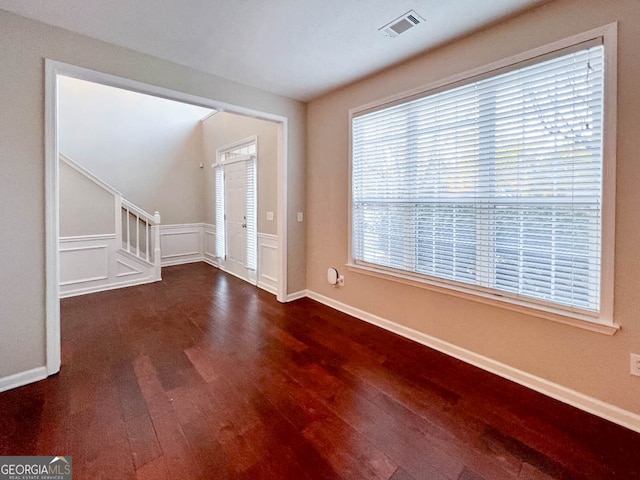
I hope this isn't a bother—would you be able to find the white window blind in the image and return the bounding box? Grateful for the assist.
[352,41,605,314]
[215,166,225,259]
[245,157,257,271]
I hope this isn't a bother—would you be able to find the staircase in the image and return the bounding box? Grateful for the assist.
[59,154,162,298]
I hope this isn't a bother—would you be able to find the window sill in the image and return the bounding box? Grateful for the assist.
[346,263,620,336]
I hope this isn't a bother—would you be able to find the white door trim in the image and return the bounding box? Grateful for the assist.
[44,60,290,376]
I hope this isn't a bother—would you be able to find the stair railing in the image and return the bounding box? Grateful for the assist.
[60,153,162,281]
[121,198,161,277]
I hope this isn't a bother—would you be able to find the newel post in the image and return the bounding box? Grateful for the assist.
[153,211,162,280]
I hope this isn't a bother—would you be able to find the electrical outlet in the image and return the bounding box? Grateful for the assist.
[631,354,640,377]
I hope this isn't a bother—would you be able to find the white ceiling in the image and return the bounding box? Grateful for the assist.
[0,0,547,101]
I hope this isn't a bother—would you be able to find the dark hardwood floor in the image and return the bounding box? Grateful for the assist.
[1,263,639,479]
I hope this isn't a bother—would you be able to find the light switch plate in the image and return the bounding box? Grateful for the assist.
[267,211,274,221]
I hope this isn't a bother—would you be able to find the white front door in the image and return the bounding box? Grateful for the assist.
[223,160,249,281]
[220,158,257,285]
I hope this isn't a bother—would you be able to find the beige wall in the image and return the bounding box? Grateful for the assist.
[58,76,211,225]
[202,112,279,236]
[306,0,640,415]
[0,9,306,380]
[59,160,116,237]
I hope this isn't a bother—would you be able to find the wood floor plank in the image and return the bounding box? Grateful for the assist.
[1,263,638,479]
[166,385,203,426]
[124,413,161,469]
[265,355,464,479]
[389,467,416,480]
[518,462,558,480]
[151,411,203,480]
[214,425,260,474]
[135,455,172,480]
[302,416,397,480]
[188,379,261,474]
[205,376,262,436]
[239,389,339,480]
[112,360,150,422]
[181,418,237,480]
[458,468,489,480]
[240,358,401,480]
[68,388,136,480]
[0,387,44,455]
[223,365,337,479]
[133,355,166,401]
[184,344,221,382]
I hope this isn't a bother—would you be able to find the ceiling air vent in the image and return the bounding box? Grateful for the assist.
[379,10,425,38]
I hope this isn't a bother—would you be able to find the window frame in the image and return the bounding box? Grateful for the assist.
[347,24,618,334]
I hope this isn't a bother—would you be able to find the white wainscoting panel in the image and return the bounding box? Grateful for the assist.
[159,223,217,267]
[60,224,272,296]
[257,233,278,295]
[116,258,143,277]
[160,224,202,266]
[59,234,158,298]
[203,225,217,267]
[60,243,109,285]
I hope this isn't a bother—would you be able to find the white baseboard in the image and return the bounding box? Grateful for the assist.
[258,281,278,295]
[161,256,206,267]
[60,276,159,298]
[217,265,258,286]
[0,367,48,393]
[306,290,640,434]
[202,256,219,268]
[285,290,307,302]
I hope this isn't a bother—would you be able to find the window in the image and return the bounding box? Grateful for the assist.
[351,29,616,326]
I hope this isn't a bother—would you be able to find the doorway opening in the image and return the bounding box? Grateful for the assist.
[45,60,289,376]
